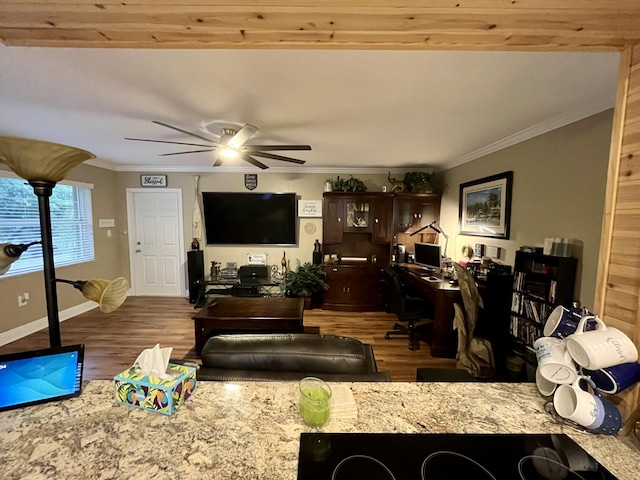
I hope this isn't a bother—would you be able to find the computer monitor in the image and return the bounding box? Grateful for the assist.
[414,242,442,272]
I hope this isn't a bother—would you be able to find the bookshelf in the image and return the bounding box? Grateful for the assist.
[509,251,577,376]
[510,251,577,346]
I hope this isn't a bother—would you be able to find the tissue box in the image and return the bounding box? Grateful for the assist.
[114,363,196,415]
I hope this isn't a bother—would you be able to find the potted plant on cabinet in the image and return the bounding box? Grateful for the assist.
[403,171,447,194]
[279,261,329,309]
[330,175,367,192]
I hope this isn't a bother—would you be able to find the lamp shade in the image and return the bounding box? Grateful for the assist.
[0,242,41,275]
[78,277,129,313]
[0,136,95,182]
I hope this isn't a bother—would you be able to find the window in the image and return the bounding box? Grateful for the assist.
[0,174,94,277]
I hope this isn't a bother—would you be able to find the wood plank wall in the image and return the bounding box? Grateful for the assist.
[596,45,640,422]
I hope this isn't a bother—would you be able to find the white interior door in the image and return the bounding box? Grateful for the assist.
[127,189,185,296]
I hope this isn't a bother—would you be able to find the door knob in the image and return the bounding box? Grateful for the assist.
[135,249,141,253]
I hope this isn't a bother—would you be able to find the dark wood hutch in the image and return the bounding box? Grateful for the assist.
[321,192,442,311]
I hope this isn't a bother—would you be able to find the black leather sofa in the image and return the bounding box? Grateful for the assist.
[197,333,390,382]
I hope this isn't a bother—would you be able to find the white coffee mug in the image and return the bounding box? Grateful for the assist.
[553,377,622,435]
[554,378,599,428]
[566,316,638,370]
[533,337,577,385]
[535,367,557,397]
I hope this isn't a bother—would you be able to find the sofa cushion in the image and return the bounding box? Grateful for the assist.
[201,333,375,375]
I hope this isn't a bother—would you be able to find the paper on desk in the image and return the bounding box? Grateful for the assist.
[330,384,358,420]
[133,344,179,380]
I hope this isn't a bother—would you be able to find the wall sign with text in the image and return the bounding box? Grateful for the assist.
[140,174,167,187]
[298,200,322,217]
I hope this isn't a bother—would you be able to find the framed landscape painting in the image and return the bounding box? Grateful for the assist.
[458,171,513,239]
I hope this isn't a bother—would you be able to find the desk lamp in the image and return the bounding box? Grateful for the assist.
[410,220,449,259]
[0,135,129,347]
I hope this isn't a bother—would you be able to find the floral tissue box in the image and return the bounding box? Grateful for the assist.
[114,363,196,415]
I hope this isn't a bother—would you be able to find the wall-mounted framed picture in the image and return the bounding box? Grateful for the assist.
[458,171,513,239]
[140,174,167,187]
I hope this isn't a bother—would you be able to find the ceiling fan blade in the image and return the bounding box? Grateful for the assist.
[125,137,213,148]
[152,120,215,143]
[242,145,311,152]
[240,153,269,170]
[158,149,215,156]
[228,124,259,148]
[213,157,224,167]
[250,151,306,165]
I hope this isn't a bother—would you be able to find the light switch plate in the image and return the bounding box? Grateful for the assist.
[486,245,500,258]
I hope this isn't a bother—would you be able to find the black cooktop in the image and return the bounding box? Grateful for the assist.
[297,433,618,480]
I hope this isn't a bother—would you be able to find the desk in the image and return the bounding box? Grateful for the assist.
[192,296,304,355]
[1,381,637,480]
[397,264,461,358]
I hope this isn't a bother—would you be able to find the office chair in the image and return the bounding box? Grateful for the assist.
[452,263,496,378]
[383,267,433,351]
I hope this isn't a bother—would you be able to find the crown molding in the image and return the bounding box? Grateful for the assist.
[445,96,614,170]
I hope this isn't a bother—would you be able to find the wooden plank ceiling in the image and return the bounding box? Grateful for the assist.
[1,1,640,50]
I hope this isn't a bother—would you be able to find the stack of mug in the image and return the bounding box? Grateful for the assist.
[534,305,640,435]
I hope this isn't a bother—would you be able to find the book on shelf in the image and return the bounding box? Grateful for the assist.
[549,280,557,304]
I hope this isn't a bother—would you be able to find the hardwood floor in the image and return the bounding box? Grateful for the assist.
[0,296,456,381]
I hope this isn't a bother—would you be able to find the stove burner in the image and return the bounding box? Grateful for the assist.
[519,455,589,480]
[422,451,497,479]
[297,433,618,480]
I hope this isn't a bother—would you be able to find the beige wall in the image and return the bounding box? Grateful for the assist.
[115,172,391,284]
[440,110,614,309]
[0,163,120,336]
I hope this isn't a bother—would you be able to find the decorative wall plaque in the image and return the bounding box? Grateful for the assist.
[298,200,322,217]
[244,174,258,190]
[140,174,167,187]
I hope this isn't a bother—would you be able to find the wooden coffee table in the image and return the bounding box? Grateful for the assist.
[192,296,305,355]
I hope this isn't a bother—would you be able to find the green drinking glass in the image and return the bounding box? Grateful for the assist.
[299,377,332,428]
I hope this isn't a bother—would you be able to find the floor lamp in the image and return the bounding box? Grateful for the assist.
[0,136,129,347]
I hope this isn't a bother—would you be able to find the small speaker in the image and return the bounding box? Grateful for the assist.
[187,250,204,304]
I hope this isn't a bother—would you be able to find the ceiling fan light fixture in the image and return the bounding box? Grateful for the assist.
[126,121,310,169]
[219,147,239,159]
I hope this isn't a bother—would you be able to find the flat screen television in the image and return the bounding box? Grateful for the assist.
[414,242,442,272]
[202,192,297,245]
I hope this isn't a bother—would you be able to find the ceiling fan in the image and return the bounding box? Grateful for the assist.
[125,121,311,170]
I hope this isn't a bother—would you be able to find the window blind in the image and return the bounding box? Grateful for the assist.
[0,175,95,277]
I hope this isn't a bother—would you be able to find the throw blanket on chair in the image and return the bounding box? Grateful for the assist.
[453,263,496,379]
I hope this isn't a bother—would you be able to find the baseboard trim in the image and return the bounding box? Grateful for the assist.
[0,301,97,347]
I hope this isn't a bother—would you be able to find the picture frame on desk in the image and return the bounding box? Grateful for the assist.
[458,171,513,239]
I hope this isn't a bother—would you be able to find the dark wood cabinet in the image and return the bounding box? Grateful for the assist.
[371,196,392,244]
[321,191,441,311]
[392,193,442,254]
[322,264,385,311]
[322,196,344,244]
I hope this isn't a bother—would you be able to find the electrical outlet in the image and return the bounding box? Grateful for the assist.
[17,292,29,307]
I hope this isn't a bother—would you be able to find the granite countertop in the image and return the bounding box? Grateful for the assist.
[1,381,638,479]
